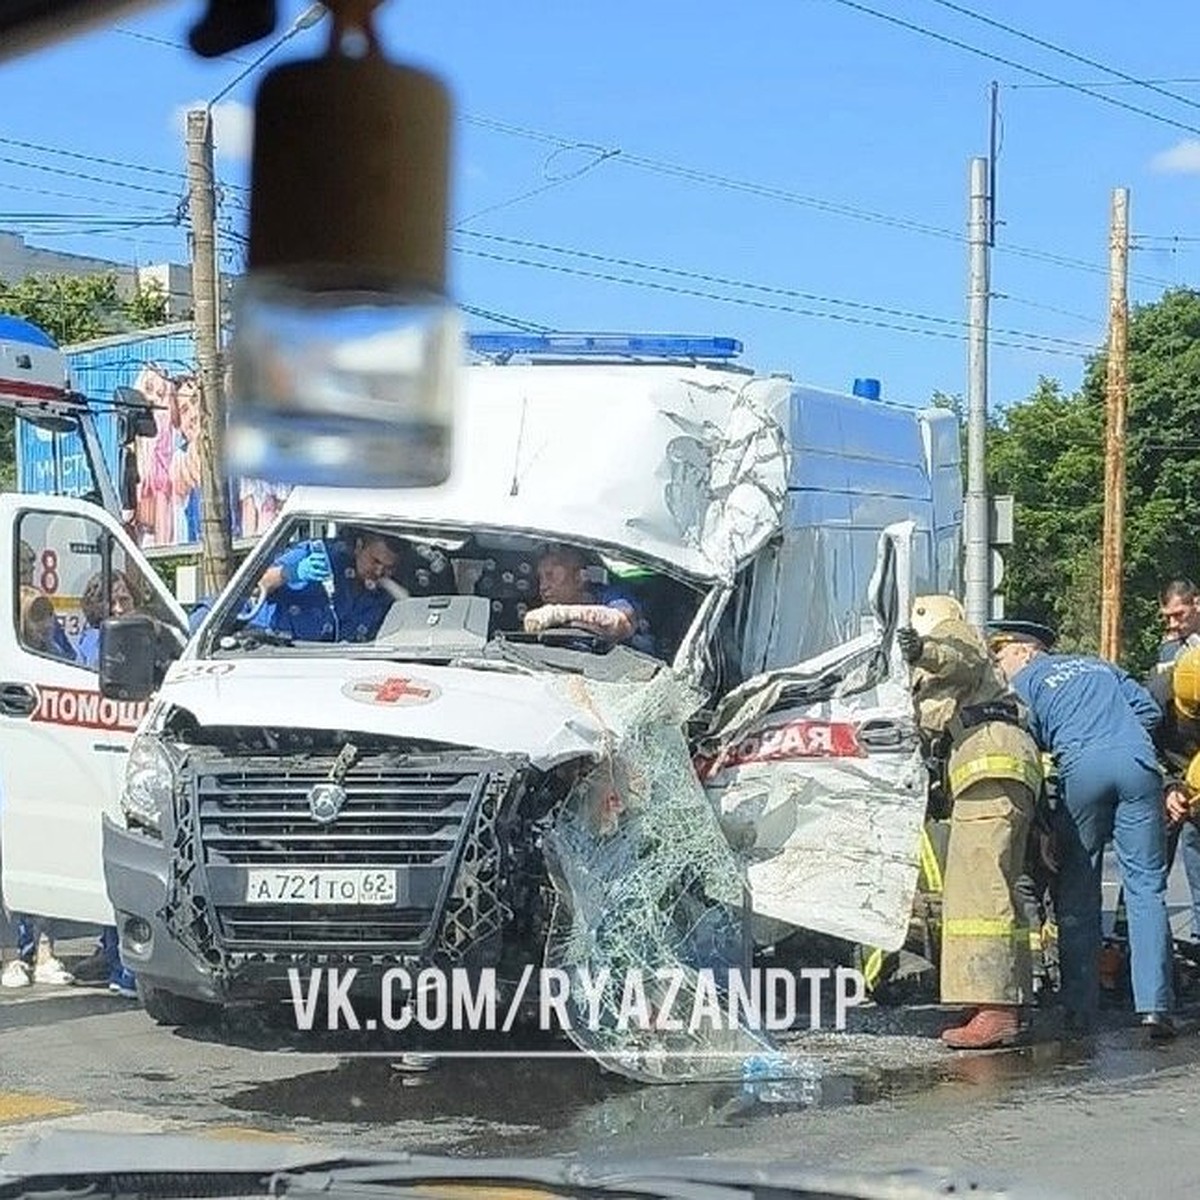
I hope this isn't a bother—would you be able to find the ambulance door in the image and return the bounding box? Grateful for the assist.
[0,494,186,924]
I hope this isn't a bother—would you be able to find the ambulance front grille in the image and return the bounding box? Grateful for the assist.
[187,751,515,954]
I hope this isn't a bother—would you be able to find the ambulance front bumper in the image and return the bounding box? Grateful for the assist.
[102,814,224,1004]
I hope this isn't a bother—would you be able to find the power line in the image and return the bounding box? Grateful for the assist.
[455,243,1095,358]
[827,0,1200,138]
[923,0,1200,114]
[465,114,964,242]
[461,303,552,332]
[0,153,183,199]
[112,26,257,66]
[993,293,1098,327]
[1011,78,1200,90]
[0,135,183,181]
[466,113,1176,287]
[0,179,168,212]
[456,229,1096,351]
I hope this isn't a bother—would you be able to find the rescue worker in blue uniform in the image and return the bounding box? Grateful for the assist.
[991,620,1175,1038]
[254,529,403,642]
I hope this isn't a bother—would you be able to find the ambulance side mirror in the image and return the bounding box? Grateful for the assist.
[98,614,181,701]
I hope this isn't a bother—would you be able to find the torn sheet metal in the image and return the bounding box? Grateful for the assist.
[284,367,791,583]
[697,522,926,953]
[540,670,774,1082]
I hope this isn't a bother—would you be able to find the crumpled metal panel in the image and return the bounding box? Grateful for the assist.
[284,367,791,583]
[698,522,926,953]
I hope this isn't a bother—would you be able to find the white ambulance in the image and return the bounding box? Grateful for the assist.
[0,333,962,1028]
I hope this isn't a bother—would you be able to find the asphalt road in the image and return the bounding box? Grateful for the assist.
[2,854,1199,1198]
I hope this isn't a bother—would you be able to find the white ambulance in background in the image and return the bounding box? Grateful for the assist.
[0,317,186,926]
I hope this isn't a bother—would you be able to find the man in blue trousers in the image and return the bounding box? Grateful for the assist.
[991,620,1175,1039]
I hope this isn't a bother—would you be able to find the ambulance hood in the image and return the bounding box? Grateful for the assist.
[155,657,609,770]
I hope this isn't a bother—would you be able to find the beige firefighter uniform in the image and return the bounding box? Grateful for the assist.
[911,615,1042,1005]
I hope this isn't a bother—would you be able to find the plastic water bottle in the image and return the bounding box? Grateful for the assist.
[739,1052,822,1105]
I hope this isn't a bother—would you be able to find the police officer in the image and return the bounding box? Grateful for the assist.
[992,621,1175,1038]
[898,595,1041,1049]
[255,529,403,642]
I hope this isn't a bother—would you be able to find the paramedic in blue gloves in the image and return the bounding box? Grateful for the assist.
[991,620,1175,1039]
[254,529,405,642]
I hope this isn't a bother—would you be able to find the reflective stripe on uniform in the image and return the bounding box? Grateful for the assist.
[943,917,1031,938]
[862,947,886,989]
[918,826,944,894]
[948,754,1041,796]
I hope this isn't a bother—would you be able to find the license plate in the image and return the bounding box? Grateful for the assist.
[244,869,398,906]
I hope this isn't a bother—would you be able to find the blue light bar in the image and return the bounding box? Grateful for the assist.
[467,333,743,361]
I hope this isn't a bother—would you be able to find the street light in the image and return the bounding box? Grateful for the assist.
[208,3,327,109]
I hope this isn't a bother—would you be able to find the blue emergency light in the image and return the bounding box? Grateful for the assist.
[466,333,743,361]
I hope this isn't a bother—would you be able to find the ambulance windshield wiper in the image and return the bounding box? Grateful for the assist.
[219,627,294,651]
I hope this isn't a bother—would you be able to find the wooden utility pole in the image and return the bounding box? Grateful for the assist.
[1099,187,1130,662]
[186,108,234,595]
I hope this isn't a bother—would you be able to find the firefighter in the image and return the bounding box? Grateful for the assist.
[898,595,1041,1049]
[1149,644,1200,950]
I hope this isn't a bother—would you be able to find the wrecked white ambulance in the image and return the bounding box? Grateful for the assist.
[1,335,962,1050]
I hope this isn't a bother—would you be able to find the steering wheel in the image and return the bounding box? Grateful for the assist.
[236,583,267,624]
[510,627,610,654]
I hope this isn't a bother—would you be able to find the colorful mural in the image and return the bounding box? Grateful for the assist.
[16,326,292,546]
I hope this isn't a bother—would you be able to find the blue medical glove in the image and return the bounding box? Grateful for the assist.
[285,546,332,588]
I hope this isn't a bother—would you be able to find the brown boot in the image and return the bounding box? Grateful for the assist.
[940,1006,1021,1049]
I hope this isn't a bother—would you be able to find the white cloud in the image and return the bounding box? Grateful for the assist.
[1151,139,1200,174]
[172,100,254,164]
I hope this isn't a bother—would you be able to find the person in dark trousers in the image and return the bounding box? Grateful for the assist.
[992,620,1175,1039]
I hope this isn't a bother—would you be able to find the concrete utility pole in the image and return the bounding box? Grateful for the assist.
[963,156,991,629]
[186,107,233,596]
[1099,187,1130,662]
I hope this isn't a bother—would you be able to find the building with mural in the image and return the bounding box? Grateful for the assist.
[16,323,292,551]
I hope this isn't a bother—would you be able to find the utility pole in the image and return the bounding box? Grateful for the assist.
[963,156,991,629]
[1099,187,1130,662]
[186,107,233,595]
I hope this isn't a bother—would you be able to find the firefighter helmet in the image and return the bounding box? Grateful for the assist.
[1175,646,1200,721]
[910,594,965,637]
[1185,749,1200,801]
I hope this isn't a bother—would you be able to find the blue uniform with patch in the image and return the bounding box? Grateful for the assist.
[1010,652,1171,1020]
[260,539,392,643]
[595,584,656,656]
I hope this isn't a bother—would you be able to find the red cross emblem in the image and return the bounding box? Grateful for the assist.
[343,675,440,706]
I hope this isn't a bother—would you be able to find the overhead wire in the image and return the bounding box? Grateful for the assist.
[455,243,1095,358]
[455,229,1096,351]
[464,113,1177,287]
[922,0,1200,113]
[826,0,1200,138]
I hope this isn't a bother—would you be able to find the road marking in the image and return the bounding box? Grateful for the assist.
[200,1126,306,1143]
[0,1093,80,1124]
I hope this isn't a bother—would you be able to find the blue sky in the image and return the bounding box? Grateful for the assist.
[1,0,1198,410]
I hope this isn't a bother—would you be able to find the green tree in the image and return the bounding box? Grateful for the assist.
[0,272,168,488]
[988,287,1200,673]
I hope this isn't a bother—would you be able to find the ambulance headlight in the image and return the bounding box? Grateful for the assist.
[122,737,175,837]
